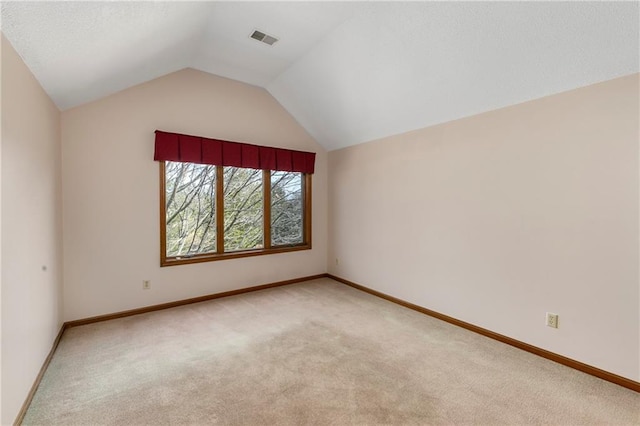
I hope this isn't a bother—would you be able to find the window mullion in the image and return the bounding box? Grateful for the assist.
[304,173,312,245]
[216,166,224,254]
[263,169,271,249]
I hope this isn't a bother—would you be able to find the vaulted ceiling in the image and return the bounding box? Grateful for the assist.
[2,1,638,151]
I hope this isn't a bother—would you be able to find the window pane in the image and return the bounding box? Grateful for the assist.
[271,171,303,246]
[165,161,216,257]
[223,167,263,251]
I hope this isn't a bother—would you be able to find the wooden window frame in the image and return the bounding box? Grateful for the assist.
[159,162,312,267]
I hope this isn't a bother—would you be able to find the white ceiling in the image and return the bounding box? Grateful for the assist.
[2,1,638,151]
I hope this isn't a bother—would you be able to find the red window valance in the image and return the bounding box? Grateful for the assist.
[154,130,316,174]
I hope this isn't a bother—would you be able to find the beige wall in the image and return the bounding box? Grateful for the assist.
[328,74,640,381]
[61,68,327,321]
[1,35,63,424]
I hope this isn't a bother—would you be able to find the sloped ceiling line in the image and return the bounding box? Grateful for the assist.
[2,1,638,151]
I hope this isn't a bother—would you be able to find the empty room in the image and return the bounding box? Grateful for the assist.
[1,1,639,424]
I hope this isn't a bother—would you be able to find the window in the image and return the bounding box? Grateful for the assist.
[160,161,311,266]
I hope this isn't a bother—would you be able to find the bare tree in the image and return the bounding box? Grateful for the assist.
[165,163,302,257]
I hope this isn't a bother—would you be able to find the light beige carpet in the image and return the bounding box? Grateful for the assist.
[24,278,639,425]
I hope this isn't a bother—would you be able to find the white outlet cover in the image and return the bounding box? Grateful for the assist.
[546,312,558,328]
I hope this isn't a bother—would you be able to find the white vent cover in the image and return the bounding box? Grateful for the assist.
[250,30,278,46]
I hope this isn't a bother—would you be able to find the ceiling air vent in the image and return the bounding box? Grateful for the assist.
[250,30,278,46]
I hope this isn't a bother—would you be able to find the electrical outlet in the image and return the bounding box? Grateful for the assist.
[546,312,558,328]
[143,280,151,290]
